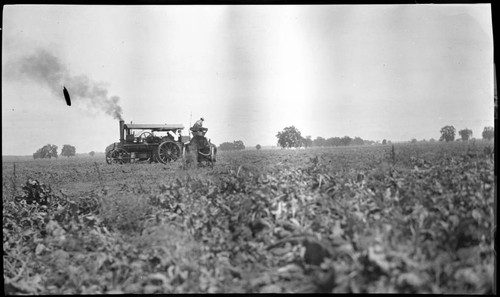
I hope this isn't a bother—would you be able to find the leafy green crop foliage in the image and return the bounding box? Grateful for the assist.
[2,141,495,294]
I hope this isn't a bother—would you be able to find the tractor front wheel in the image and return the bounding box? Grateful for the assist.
[106,150,114,164]
[106,149,130,164]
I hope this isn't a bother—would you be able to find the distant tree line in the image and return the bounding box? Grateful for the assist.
[219,140,246,151]
[32,144,98,159]
[275,125,495,149]
[439,125,494,142]
[276,126,376,149]
[310,136,373,147]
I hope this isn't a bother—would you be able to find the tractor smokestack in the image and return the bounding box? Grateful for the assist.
[119,120,125,143]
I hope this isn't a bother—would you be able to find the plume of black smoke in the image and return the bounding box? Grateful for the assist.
[5,49,123,120]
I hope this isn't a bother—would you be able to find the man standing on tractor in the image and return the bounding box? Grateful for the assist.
[190,117,207,150]
[192,117,204,130]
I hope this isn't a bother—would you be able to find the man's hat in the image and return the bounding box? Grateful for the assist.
[201,117,204,121]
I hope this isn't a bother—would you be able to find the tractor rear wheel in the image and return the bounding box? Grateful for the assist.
[158,142,181,164]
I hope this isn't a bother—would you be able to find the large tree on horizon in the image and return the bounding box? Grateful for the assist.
[458,128,473,141]
[61,144,76,157]
[439,125,456,142]
[33,144,58,159]
[276,126,303,148]
[482,126,494,140]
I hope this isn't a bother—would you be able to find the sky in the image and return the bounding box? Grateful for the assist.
[2,4,494,156]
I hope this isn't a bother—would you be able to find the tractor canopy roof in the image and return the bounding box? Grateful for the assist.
[124,124,185,131]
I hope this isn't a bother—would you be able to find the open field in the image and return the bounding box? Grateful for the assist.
[3,141,495,294]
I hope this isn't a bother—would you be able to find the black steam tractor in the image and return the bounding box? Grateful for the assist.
[106,120,216,166]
